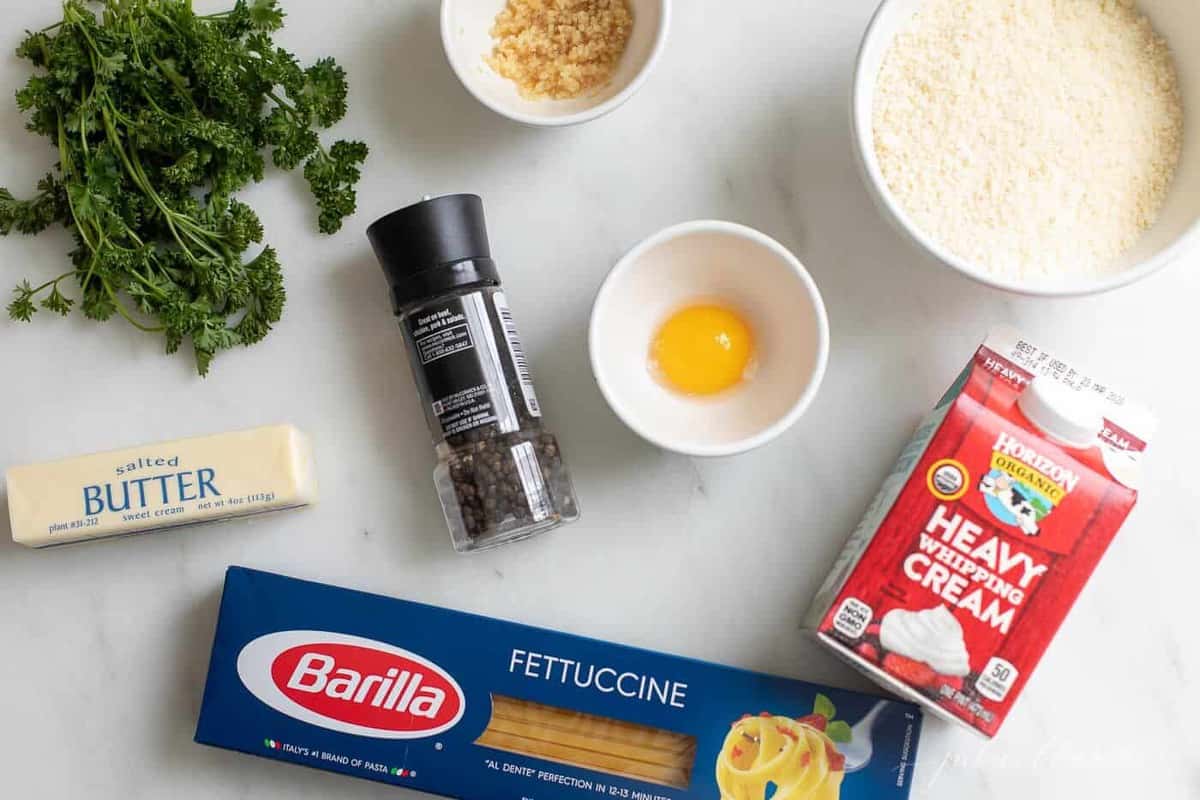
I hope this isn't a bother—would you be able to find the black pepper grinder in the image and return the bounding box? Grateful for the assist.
[367,194,579,553]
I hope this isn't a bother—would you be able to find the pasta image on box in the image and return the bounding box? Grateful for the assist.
[196,568,923,800]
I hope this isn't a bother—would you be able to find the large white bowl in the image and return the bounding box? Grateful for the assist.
[441,0,670,127]
[853,0,1200,297]
[590,222,830,458]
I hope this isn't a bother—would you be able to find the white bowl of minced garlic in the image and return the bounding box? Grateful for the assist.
[853,0,1200,297]
[442,0,670,127]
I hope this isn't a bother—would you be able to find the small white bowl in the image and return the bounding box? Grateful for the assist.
[590,222,830,458]
[852,0,1200,297]
[441,0,670,127]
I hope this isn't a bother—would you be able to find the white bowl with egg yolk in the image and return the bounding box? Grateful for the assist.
[589,221,830,457]
[441,0,670,127]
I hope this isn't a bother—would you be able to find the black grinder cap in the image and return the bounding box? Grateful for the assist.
[367,194,500,313]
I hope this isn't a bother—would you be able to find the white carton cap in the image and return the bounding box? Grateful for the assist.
[1017,376,1104,450]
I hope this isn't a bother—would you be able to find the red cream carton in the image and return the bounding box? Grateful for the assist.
[804,327,1155,737]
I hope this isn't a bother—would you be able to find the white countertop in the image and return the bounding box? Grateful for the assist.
[0,1,1197,798]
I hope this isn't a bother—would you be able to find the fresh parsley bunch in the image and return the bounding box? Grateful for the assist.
[0,0,368,374]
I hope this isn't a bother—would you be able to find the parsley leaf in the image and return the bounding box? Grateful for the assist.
[8,281,38,322]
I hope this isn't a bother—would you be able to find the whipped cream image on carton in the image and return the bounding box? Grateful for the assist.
[804,327,1156,737]
[197,568,924,800]
[879,606,970,678]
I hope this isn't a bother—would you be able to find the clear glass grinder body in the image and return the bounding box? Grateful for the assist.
[367,194,579,552]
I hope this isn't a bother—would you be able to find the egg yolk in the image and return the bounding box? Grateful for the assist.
[650,304,755,396]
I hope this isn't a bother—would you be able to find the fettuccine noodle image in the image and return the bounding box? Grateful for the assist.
[716,714,845,800]
[475,696,697,787]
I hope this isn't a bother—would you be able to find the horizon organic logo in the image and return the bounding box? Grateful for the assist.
[236,631,465,739]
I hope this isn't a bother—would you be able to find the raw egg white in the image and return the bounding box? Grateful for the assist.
[649,304,756,396]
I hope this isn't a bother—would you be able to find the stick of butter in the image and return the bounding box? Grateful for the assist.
[6,424,317,548]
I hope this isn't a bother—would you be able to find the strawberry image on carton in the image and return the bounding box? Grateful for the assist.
[804,327,1156,738]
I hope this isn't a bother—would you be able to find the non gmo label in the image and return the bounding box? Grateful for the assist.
[833,598,873,639]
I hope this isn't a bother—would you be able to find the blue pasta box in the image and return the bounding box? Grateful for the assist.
[195,567,923,799]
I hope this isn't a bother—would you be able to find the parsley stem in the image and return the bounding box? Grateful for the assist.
[103,279,163,333]
[147,52,197,112]
[99,102,203,262]
[56,116,100,254]
[266,89,309,128]
[25,271,75,296]
[128,269,168,298]
[70,11,105,75]
[79,246,101,290]
[265,89,336,164]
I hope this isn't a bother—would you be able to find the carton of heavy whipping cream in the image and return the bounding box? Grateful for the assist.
[805,327,1155,738]
[6,425,317,547]
[197,567,923,800]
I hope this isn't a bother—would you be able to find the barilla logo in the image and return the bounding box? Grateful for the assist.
[236,631,465,739]
[993,432,1081,495]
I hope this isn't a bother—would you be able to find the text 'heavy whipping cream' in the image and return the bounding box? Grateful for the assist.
[804,327,1156,738]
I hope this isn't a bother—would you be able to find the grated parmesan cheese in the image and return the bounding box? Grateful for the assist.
[873,0,1184,283]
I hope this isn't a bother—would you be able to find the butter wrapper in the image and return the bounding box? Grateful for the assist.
[6,424,317,548]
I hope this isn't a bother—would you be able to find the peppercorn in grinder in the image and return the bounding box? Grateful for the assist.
[367,194,579,552]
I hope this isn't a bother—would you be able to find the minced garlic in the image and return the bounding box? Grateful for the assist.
[874,0,1184,282]
[487,0,634,100]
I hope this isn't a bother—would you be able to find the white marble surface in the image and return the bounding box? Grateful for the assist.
[0,1,1197,797]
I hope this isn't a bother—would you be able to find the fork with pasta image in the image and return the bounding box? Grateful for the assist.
[716,694,853,800]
